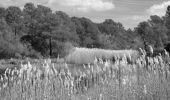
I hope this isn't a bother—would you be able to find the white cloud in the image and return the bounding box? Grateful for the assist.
[122,15,149,22]
[147,1,170,16]
[0,0,48,8]
[120,15,149,29]
[47,0,115,12]
[0,0,114,12]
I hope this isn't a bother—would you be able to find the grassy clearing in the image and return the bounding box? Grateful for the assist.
[0,52,170,100]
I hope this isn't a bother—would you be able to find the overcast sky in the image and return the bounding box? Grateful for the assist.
[0,0,170,29]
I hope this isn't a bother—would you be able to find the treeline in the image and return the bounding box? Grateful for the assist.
[0,2,170,59]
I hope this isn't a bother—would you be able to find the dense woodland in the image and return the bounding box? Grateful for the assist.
[0,2,170,59]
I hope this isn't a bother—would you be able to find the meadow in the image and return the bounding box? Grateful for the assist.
[0,50,170,100]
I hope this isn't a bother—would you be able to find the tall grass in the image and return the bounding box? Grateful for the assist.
[65,47,140,64]
[0,49,170,100]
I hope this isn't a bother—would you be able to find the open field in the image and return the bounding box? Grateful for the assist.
[0,54,170,100]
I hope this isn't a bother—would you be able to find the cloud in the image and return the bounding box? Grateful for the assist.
[0,0,114,12]
[0,0,48,8]
[122,15,149,22]
[120,15,149,29]
[147,1,170,16]
[47,0,115,12]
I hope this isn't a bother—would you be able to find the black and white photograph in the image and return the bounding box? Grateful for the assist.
[0,0,170,100]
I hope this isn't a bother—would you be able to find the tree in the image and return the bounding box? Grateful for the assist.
[135,21,153,49]
[0,7,6,19]
[97,19,136,49]
[23,2,36,18]
[35,5,53,57]
[3,2,170,59]
[22,4,80,57]
[72,17,100,48]
[149,16,168,48]
[165,5,170,41]
[0,16,28,58]
[98,34,113,49]
[5,6,22,37]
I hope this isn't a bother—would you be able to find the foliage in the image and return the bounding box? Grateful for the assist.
[0,2,170,59]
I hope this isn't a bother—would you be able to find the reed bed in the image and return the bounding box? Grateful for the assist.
[65,47,140,64]
[0,50,170,100]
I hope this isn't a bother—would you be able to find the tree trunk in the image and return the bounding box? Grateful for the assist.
[49,37,52,58]
[14,27,17,39]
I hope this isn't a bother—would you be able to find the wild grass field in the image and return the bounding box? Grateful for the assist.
[0,51,170,100]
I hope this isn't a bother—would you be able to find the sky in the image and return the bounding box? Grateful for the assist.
[0,0,170,29]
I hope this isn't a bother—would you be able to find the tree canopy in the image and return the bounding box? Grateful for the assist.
[0,2,170,59]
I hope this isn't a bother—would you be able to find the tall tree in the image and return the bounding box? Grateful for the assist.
[5,6,22,37]
[135,21,153,49]
[149,15,168,48]
[0,7,6,19]
[35,5,55,57]
[165,5,170,41]
[72,17,100,48]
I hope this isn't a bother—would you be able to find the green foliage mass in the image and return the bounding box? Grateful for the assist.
[0,2,170,59]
